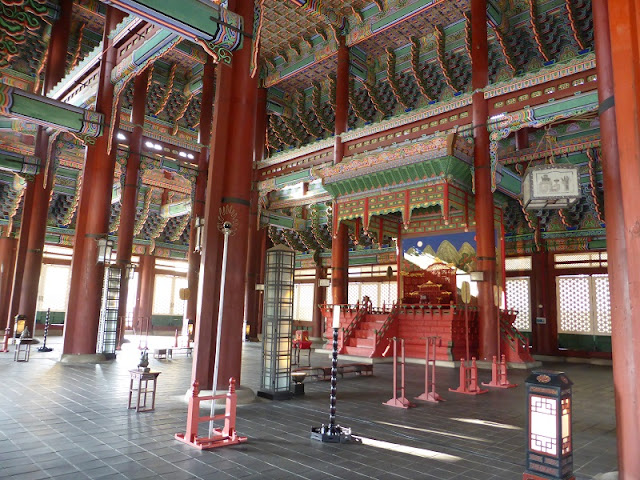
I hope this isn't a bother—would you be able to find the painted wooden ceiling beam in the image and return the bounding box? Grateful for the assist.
[101,0,244,63]
[0,85,104,141]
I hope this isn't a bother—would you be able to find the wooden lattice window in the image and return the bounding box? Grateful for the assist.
[505,277,531,332]
[556,274,611,335]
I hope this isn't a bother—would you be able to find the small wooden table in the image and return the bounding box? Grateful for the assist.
[128,369,160,412]
[14,338,34,362]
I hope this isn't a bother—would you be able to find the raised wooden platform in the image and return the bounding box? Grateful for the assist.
[321,304,532,363]
[294,363,374,381]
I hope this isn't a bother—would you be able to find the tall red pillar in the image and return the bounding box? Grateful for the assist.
[471,0,497,360]
[12,0,73,335]
[5,187,34,337]
[396,233,403,301]
[0,237,18,346]
[185,58,216,331]
[192,0,258,390]
[132,254,155,333]
[530,250,557,355]
[62,7,126,357]
[331,36,350,306]
[311,266,326,339]
[244,87,268,341]
[115,68,150,348]
[255,228,267,338]
[594,0,640,476]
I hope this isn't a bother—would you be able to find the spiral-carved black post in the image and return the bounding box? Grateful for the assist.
[329,326,339,434]
[38,308,53,352]
[311,309,355,444]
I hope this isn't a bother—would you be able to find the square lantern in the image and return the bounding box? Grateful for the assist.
[523,370,574,480]
[97,238,114,264]
[522,164,580,210]
[258,245,295,400]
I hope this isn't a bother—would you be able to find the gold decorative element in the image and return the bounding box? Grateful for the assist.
[536,374,551,384]
[218,204,239,235]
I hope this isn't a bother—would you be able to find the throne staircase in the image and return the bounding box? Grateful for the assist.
[500,310,535,363]
[321,304,533,363]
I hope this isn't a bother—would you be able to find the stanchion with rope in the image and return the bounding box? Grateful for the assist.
[449,281,488,395]
[415,336,444,403]
[483,286,516,388]
[383,337,415,408]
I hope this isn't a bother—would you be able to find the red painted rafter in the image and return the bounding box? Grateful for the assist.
[492,25,517,74]
[528,0,551,62]
[565,0,587,51]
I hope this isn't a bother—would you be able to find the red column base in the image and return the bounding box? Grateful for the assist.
[415,391,444,403]
[449,358,488,395]
[383,397,415,409]
[523,474,575,480]
[482,355,517,389]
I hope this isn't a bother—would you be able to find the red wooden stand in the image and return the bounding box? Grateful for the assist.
[175,378,247,450]
[383,338,415,408]
[449,358,488,395]
[482,354,517,388]
[415,336,444,403]
[0,327,11,353]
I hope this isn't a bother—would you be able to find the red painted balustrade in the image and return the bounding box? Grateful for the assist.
[320,304,532,363]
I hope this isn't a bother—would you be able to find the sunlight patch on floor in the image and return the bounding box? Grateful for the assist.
[352,436,462,462]
[450,417,522,430]
[375,421,488,442]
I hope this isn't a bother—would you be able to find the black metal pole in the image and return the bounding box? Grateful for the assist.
[38,308,53,352]
[311,320,356,444]
[329,326,338,434]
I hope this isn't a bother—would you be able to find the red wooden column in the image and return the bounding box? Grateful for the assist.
[396,232,403,301]
[471,0,497,360]
[62,7,126,356]
[0,237,18,345]
[331,36,350,306]
[255,228,267,338]
[132,254,155,334]
[311,266,327,339]
[192,0,258,390]
[530,250,557,355]
[244,87,268,341]
[185,58,216,331]
[595,0,640,476]
[114,68,150,348]
[6,187,34,337]
[12,0,73,335]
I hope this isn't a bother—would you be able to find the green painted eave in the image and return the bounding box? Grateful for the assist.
[296,246,396,268]
[324,155,472,198]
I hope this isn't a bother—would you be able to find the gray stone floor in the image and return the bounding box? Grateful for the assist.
[0,334,618,479]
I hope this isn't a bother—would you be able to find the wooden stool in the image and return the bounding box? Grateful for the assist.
[128,370,161,412]
[14,339,34,362]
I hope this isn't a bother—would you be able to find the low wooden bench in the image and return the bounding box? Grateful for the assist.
[338,363,373,377]
[167,347,193,357]
[153,347,192,359]
[295,363,373,381]
[153,348,169,359]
